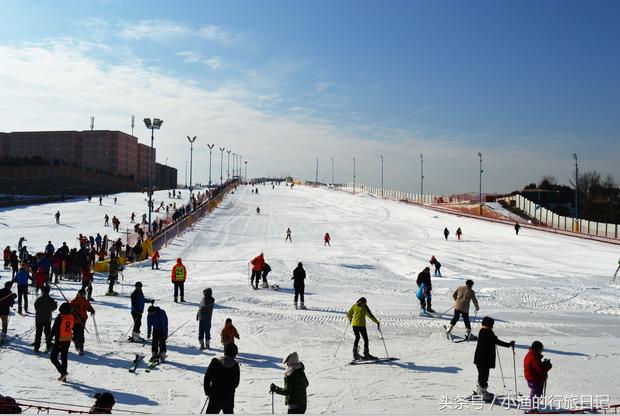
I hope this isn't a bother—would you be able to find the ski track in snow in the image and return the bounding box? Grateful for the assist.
[1,185,619,414]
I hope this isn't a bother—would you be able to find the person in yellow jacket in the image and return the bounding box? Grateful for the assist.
[171,258,187,303]
[347,297,380,360]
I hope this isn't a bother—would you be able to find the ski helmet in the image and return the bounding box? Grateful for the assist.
[135,281,143,288]
[481,316,494,327]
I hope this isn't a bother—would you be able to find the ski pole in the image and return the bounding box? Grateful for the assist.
[440,306,454,315]
[473,310,478,324]
[333,323,349,358]
[91,315,102,348]
[52,283,89,333]
[167,319,191,339]
[378,326,390,359]
[512,347,518,397]
[496,345,507,393]
[271,391,274,414]
[200,397,209,414]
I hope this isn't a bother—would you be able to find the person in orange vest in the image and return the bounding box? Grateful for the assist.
[250,253,264,290]
[70,289,95,355]
[50,302,74,382]
[151,250,160,270]
[171,258,187,303]
[220,318,240,346]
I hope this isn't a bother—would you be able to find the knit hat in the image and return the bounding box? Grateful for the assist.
[59,302,72,314]
[481,316,494,327]
[203,288,212,296]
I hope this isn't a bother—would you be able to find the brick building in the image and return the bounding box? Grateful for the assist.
[0,130,177,194]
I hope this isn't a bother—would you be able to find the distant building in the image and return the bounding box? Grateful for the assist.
[0,130,177,194]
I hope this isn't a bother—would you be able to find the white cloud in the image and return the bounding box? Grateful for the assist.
[176,51,223,70]
[198,25,237,44]
[0,40,609,193]
[119,20,191,41]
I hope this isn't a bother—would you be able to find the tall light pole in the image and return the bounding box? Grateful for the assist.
[187,136,196,194]
[207,144,215,188]
[315,158,319,184]
[238,155,242,178]
[572,153,579,222]
[227,150,231,181]
[331,157,334,186]
[478,152,484,215]
[244,160,247,183]
[143,117,163,233]
[232,153,236,178]
[380,155,384,196]
[420,153,424,203]
[219,147,225,185]
[353,157,356,194]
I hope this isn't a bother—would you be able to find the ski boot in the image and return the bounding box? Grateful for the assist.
[294,302,298,310]
[299,303,307,310]
[149,353,160,362]
[363,350,378,360]
[174,297,178,303]
[200,340,206,350]
[261,281,269,288]
[132,332,145,343]
[180,298,186,303]
[353,346,362,361]
[476,384,494,402]
[445,324,454,340]
[58,372,68,382]
[426,301,435,314]
[159,352,167,362]
[205,340,210,349]
[465,329,472,341]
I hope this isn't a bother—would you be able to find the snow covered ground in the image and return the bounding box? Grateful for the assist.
[1,184,619,414]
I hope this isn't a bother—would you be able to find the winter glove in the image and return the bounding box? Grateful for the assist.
[377,322,381,329]
[510,341,515,349]
[269,383,276,393]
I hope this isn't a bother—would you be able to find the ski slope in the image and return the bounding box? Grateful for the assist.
[1,184,619,414]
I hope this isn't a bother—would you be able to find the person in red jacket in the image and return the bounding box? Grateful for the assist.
[3,246,10,270]
[151,250,160,270]
[249,253,264,290]
[524,341,552,408]
[34,267,47,296]
[324,233,331,246]
[171,258,187,302]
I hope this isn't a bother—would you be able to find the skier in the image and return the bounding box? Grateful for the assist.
[81,265,94,301]
[55,211,60,224]
[256,206,261,214]
[473,316,515,401]
[203,342,240,414]
[445,280,479,340]
[70,289,95,355]
[12,263,31,314]
[250,253,265,290]
[171,258,187,302]
[10,251,19,278]
[324,232,331,246]
[99,196,102,206]
[443,227,450,240]
[34,266,47,296]
[430,255,442,277]
[3,245,9,269]
[416,267,434,313]
[90,392,116,414]
[524,340,552,408]
[197,288,214,350]
[95,233,102,252]
[220,318,240,346]
[286,228,292,242]
[34,286,57,353]
[130,282,154,342]
[114,197,117,205]
[347,297,380,360]
[45,241,55,256]
[292,262,306,309]
[514,222,521,235]
[107,256,120,296]
[270,352,309,414]
[130,212,136,223]
[147,305,168,362]
[49,302,74,382]
[104,214,109,227]
[456,227,462,241]
[0,282,17,345]
[261,262,271,288]
[151,250,160,270]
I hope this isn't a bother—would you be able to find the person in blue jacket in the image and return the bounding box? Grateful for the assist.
[147,305,168,362]
[37,255,52,283]
[130,282,153,342]
[12,264,32,314]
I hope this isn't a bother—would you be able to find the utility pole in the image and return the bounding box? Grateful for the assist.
[187,136,197,194]
[478,152,484,216]
[315,158,319,184]
[219,147,225,185]
[420,153,424,203]
[131,115,135,136]
[244,160,247,183]
[353,157,356,194]
[238,155,242,179]
[207,144,215,188]
[90,116,95,131]
[226,150,231,181]
[380,155,384,197]
[572,153,579,227]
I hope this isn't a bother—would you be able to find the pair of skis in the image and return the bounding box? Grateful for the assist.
[349,357,398,365]
[444,325,477,343]
[128,353,160,373]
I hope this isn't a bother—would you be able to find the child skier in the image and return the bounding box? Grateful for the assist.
[197,288,215,350]
[220,318,240,346]
[151,250,160,270]
[456,227,463,241]
[524,341,552,408]
[446,280,479,340]
[147,305,168,362]
[270,352,310,414]
[49,302,74,381]
[261,263,271,288]
[347,297,380,360]
[473,316,515,401]
[416,267,434,313]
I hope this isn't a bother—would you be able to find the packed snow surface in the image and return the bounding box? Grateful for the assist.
[1,185,619,414]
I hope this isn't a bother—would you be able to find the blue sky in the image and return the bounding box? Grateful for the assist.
[0,0,618,193]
